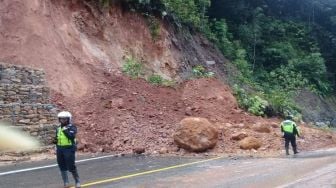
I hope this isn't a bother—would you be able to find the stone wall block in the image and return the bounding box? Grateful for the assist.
[0,62,58,146]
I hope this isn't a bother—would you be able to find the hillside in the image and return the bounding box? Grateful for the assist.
[0,0,335,158]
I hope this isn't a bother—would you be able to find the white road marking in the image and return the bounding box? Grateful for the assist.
[0,154,118,176]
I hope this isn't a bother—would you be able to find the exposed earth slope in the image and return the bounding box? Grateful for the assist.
[0,0,335,157]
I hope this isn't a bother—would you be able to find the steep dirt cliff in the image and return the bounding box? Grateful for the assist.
[0,0,228,97]
[0,0,335,157]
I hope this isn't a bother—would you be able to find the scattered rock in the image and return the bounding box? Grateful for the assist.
[173,117,218,152]
[185,107,192,116]
[225,123,233,128]
[103,100,112,109]
[270,122,279,128]
[233,123,246,129]
[39,119,48,124]
[206,61,216,65]
[315,122,329,128]
[273,132,283,138]
[18,119,31,124]
[31,132,38,136]
[85,111,93,115]
[133,147,145,154]
[252,123,271,133]
[170,146,180,152]
[326,135,332,139]
[159,147,168,154]
[332,137,336,144]
[112,98,124,109]
[239,137,262,150]
[77,143,85,151]
[231,132,248,141]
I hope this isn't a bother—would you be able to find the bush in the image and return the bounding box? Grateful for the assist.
[122,56,143,78]
[289,53,331,93]
[192,65,215,78]
[263,42,298,67]
[247,96,268,116]
[148,74,163,85]
[98,0,110,8]
[233,84,250,109]
[162,79,176,87]
[147,74,176,86]
[233,83,304,117]
[264,89,301,118]
[233,48,252,78]
[162,0,210,28]
[267,65,310,91]
[207,19,236,59]
[144,14,160,41]
[233,85,268,116]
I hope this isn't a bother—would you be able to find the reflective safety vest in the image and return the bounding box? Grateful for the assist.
[281,120,295,133]
[57,127,73,146]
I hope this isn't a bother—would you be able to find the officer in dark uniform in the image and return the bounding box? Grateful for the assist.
[281,115,300,155]
[55,111,81,188]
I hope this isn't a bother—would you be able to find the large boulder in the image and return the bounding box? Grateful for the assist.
[239,137,262,150]
[252,123,271,133]
[174,117,218,152]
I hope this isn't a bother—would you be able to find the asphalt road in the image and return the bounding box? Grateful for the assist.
[0,149,336,188]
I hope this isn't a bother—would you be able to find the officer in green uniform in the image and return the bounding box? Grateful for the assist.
[280,115,300,155]
[55,111,81,188]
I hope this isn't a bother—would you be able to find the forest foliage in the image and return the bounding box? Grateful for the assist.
[98,0,336,118]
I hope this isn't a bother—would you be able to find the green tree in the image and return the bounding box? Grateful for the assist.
[162,0,210,28]
[290,53,330,92]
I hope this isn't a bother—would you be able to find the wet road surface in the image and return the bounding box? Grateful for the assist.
[0,149,336,188]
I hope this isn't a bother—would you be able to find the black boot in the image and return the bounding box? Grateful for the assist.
[71,170,81,188]
[285,146,290,155]
[293,146,299,154]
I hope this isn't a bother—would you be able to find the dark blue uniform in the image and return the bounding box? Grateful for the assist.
[55,124,80,187]
[281,120,300,155]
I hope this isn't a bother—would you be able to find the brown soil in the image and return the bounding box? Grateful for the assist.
[0,0,335,160]
[52,74,336,157]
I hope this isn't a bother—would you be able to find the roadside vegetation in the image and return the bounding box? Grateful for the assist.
[98,0,336,119]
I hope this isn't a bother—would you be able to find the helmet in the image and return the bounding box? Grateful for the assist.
[286,115,293,120]
[57,111,72,119]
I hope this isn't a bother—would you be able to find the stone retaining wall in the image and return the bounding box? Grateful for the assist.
[0,63,45,85]
[0,62,57,146]
[13,124,57,145]
[0,84,50,104]
[0,103,57,126]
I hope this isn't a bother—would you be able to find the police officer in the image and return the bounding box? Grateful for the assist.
[55,111,81,188]
[280,115,300,155]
